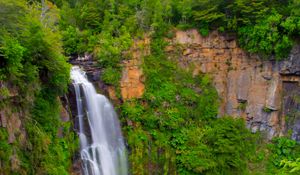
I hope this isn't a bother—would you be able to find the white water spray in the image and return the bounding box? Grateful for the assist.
[71,66,128,175]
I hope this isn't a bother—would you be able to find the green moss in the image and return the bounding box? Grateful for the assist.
[263,106,273,113]
[19,89,79,175]
[102,66,122,87]
[238,102,247,111]
[0,87,10,98]
[0,128,13,174]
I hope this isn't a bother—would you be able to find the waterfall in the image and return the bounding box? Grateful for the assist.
[71,66,128,175]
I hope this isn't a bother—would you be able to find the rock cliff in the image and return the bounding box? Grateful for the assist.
[0,82,75,174]
[70,29,300,141]
[120,37,149,100]
[113,29,300,140]
[167,29,300,140]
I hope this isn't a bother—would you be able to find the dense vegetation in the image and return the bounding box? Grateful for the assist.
[121,35,256,174]
[1,0,300,174]
[0,0,77,174]
[56,0,300,60]
[54,0,300,174]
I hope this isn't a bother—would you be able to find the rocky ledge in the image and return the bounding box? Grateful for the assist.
[71,30,300,141]
[166,29,300,140]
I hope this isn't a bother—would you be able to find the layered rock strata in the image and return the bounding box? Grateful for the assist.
[167,29,300,139]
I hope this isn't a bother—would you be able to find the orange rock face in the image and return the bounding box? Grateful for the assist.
[120,37,149,100]
[120,29,300,140]
[169,29,300,139]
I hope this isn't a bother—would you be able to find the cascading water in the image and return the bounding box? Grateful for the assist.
[71,66,128,175]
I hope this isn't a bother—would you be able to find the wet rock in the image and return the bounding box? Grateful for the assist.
[70,159,82,175]
[87,70,100,82]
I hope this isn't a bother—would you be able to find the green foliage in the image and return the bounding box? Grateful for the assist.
[174,118,256,175]
[191,0,225,28]
[269,137,300,167]
[238,11,293,60]
[61,26,84,55]
[57,0,300,174]
[102,66,121,86]
[254,137,300,174]
[61,26,98,55]
[0,128,13,174]
[170,0,300,58]
[3,0,300,174]
[0,0,27,35]
[0,36,25,80]
[0,87,10,98]
[290,0,300,16]
[60,0,300,60]
[206,118,255,173]
[77,2,103,31]
[226,0,270,28]
[25,117,77,175]
[32,91,60,133]
[263,106,273,113]
[0,0,70,95]
[280,158,300,174]
[120,32,258,174]
[238,102,247,111]
[0,0,75,174]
